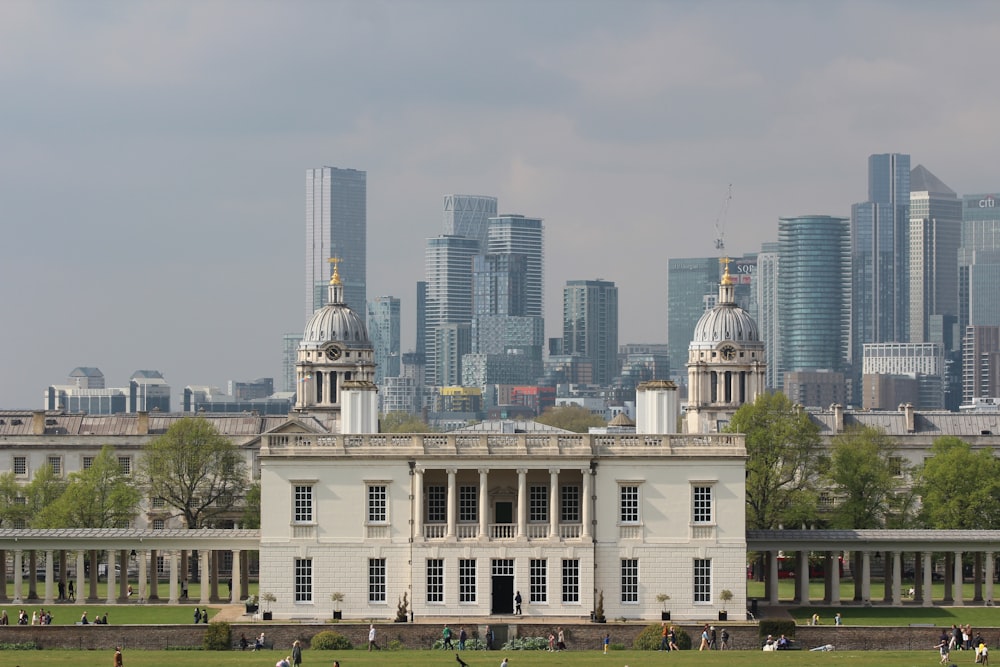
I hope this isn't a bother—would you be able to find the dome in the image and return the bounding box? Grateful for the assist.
[691,304,759,343]
[302,304,369,346]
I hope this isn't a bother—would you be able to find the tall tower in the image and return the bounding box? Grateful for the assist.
[961,192,1000,330]
[487,215,544,319]
[778,215,851,376]
[423,235,480,386]
[751,242,781,390]
[686,260,767,434]
[305,167,367,316]
[908,165,962,343]
[562,279,619,386]
[443,195,497,251]
[667,258,721,384]
[367,296,401,386]
[851,153,910,349]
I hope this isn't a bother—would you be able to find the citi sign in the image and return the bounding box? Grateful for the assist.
[978,196,996,208]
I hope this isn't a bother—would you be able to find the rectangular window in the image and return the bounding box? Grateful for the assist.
[530,559,547,603]
[47,456,62,476]
[459,559,477,603]
[368,484,387,524]
[459,485,478,523]
[151,497,166,509]
[13,456,27,476]
[13,519,26,529]
[561,485,580,523]
[621,558,639,603]
[118,456,132,476]
[82,456,94,470]
[115,519,130,529]
[888,456,904,477]
[492,559,514,576]
[426,559,444,603]
[694,558,712,603]
[426,485,445,523]
[562,559,580,603]
[152,519,165,530]
[369,558,386,602]
[619,485,639,524]
[14,496,26,505]
[294,558,313,602]
[294,485,314,523]
[529,485,548,523]
[693,485,713,524]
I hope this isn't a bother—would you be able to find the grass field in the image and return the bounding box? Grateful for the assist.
[0,649,958,667]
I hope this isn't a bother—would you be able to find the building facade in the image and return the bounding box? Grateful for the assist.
[487,215,544,319]
[668,258,723,385]
[443,195,497,251]
[423,236,480,387]
[367,296,401,387]
[562,279,619,387]
[305,167,366,316]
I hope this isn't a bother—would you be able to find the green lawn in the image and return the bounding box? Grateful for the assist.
[0,650,957,667]
[1,603,220,625]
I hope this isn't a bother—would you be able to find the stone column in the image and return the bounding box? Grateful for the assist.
[581,467,593,539]
[986,552,995,606]
[446,468,457,539]
[120,549,130,601]
[413,466,424,540]
[44,549,55,604]
[232,550,243,602]
[891,551,902,606]
[28,551,37,600]
[953,551,964,606]
[149,549,160,601]
[211,551,220,602]
[549,468,560,539]
[767,551,779,605]
[169,551,179,604]
[516,468,528,539]
[138,550,149,602]
[0,550,7,601]
[974,552,984,602]
[795,551,809,604]
[105,550,117,604]
[829,551,841,605]
[88,550,99,601]
[200,551,211,605]
[922,552,933,607]
[13,550,23,603]
[478,468,489,539]
[75,551,86,605]
[861,551,871,604]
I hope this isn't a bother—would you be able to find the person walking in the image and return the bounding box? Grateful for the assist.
[459,627,467,651]
[721,627,730,650]
[660,622,669,651]
[113,646,124,667]
[603,633,610,654]
[514,591,522,615]
[442,624,454,650]
[368,624,378,651]
[291,639,303,667]
[485,624,495,650]
[699,624,710,651]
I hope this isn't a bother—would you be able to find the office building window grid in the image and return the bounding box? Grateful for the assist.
[561,485,580,523]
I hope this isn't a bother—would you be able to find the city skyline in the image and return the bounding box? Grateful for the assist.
[3,2,1000,408]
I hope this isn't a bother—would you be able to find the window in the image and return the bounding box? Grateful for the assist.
[369,558,386,602]
[151,497,166,509]
[529,485,548,523]
[459,485,477,523]
[14,496,26,505]
[115,519,130,529]
[13,456,27,476]
[294,558,313,602]
[619,484,639,524]
[294,485,314,523]
[152,519,165,530]
[694,559,712,603]
[889,456,904,477]
[562,559,580,603]
[427,559,444,603]
[621,559,639,603]
[561,485,580,523]
[367,484,387,524]
[426,485,446,523]
[492,559,514,576]
[459,559,477,603]
[693,485,713,524]
[530,559,547,603]
[118,456,132,476]
[82,456,94,470]
[47,456,62,476]
[12,519,26,529]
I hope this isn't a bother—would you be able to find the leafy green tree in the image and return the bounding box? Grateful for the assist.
[534,405,607,433]
[726,392,824,529]
[916,436,1000,529]
[25,463,68,522]
[35,446,141,528]
[380,412,435,433]
[825,425,907,528]
[138,417,248,528]
[0,471,31,527]
[241,481,261,529]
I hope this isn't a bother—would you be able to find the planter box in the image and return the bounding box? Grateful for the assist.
[661,611,671,621]
[332,611,342,620]
[262,612,272,621]
[718,610,728,621]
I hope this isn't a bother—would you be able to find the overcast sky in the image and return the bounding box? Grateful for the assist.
[1,0,998,409]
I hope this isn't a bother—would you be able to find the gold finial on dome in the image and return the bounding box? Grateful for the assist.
[719,256,733,285]
[328,256,343,285]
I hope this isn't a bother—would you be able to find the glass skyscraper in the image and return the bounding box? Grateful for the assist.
[562,279,619,386]
[423,235,480,386]
[667,257,720,383]
[487,215,544,320]
[778,215,851,376]
[305,167,367,316]
[961,192,1000,328]
[368,296,401,386]
[443,195,497,251]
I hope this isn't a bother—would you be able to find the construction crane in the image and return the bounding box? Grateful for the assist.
[714,184,732,252]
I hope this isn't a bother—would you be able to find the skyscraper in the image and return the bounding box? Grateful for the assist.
[751,242,781,390]
[667,258,721,383]
[487,215,544,319]
[562,279,619,386]
[908,165,961,343]
[305,167,367,316]
[368,296,401,386]
[851,153,911,348]
[282,333,303,393]
[960,192,1000,329]
[778,215,851,378]
[443,195,498,251]
[423,235,480,386]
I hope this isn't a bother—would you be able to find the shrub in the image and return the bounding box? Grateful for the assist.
[311,631,353,651]
[633,624,691,651]
[202,622,232,651]
[501,636,549,651]
[0,641,40,650]
[759,619,796,640]
[386,639,404,651]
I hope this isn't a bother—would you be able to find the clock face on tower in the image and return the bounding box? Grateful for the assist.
[720,344,737,361]
[325,345,343,361]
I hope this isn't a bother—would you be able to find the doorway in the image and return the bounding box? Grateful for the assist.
[492,575,514,614]
[495,501,513,524]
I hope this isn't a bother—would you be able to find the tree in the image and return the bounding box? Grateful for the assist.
[24,463,68,526]
[0,471,30,527]
[35,446,141,528]
[138,417,248,528]
[380,412,435,433]
[241,481,261,529]
[726,392,824,529]
[825,425,907,529]
[534,405,607,433]
[916,436,1000,529]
